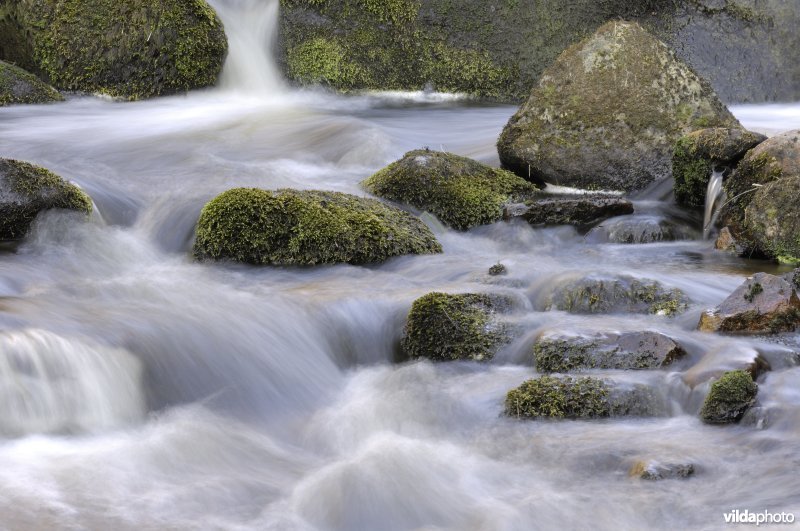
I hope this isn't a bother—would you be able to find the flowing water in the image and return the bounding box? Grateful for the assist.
[0,1,800,529]
[702,168,725,241]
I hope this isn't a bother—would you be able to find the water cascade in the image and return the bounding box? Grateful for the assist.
[703,167,726,240]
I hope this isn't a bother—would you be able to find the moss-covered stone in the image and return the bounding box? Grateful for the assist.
[504,375,660,419]
[401,292,509,361]
[362,150,537,230]
[544,275,689,316]
[193,188,441,266]
[0,0,227,100]
[699,369,757,424]
[0,59,61,106]
[672,128,766,207]
[498,21,739,192]
[0,158,92,239]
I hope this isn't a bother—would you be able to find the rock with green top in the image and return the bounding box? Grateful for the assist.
[193,188,441,266]
[719,131,800,263]
[504,375,662,419]
[699,369,757,424]
[498,21,739,192]
[543,274,689,316]
[0,0,227,100]
[672,128,766,207]
[362,150,537,230]
[401,292,510,362]
[0,60,62,106]
[0,158,92,240]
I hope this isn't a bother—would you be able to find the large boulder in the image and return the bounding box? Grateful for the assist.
[401,292,510,362]
[497,21,739,192]
[0,0,227,100]
[698,273,800,334]
[719,131,800,263]
[0,158,92,239]
[0,60,62,106]
[193,188,442,265]
[362,150,537,230]
[672,128,766,207]
[699,370,757,424]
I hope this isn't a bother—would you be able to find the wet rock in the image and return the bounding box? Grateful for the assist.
[672,127,766,207]
[543,275,689,316]
[498,21,739,192]
[714,226,739,252]
[0,158,93,240]
[719,131,800,264]
[401,292,510,362]
[699,370,757,424]
[630,460,695,480]
[504,375,662,419]
[0,60,62,106]
[193,188,442,265]
[362,150,537,230]
[682,345,770,389]
[584,215,694,244]
[784,268,800,290]
[533,330,686,372]
[488,263,507,276]
[0,0,227,100]
[505,194,633,228]
[698,273,800,334]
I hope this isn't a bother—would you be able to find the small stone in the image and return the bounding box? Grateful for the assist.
[700,370,758,424]
[630,461,695,480]
[488,263,507,276]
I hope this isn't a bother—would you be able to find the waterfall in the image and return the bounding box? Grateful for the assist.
[703,167,725,240]
[207,0,285,95]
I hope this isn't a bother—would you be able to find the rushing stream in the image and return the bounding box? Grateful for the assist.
[1,1,800,529]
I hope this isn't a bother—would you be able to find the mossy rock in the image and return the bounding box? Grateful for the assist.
[699,369,757,424]
[672,128,766,207]
[0,0,227,100]
[193,188,442,266]
[504,375,661,419]
[720,130,800,262]
[362,149,537,230]
[401,292,510,362]
[0,59,62,106]
[0,158,92,239]
[544,275,689,316]
[498,21,739,192]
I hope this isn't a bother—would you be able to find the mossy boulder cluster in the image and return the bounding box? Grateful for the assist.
[0,158,92,239]
[193,188,441,266]
[672,128,767,207]
[717,131,800,264]
[0,60,61,106]
[362,150,537,230]
[699,370,758,424]
[0,0,227,100]
[401,292,510,362]
[497,21,739,193]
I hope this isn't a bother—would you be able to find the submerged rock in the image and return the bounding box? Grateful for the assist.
[488,263,507,276]
[193,188,442,266]
[498,21,738,192]
[698,273,800,334]
[505,194,633,228]
[0,60,62,106]
[533,330,686,372]
[401,292,510,362]
[699,370,757,424]
[0,0,227,100]
[362,150,537,230]
[672,127,766,207]
[543,275,689,316]
[0,158,92,240]
[719,131,800,264]
[630,460,695,480]
[584,215,694,244]
[504,375,662,419]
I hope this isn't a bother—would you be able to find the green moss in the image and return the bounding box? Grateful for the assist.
[699,370,757,424]
[743,281,763,303]
[400,292,509,361]
[504,376,611,419]
[672,136,714,207]
[0,60,62,106]
[8,0,227,100]
[286,37,370,88]
[193,188,442,266]
[362,149,537,230]
[549,276,688,316]
[0,158,92,239]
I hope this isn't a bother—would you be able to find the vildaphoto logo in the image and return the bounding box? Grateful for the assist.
[723,509,795,525]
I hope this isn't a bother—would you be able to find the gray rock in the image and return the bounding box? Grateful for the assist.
[504,194,633,228]
[0,60,62,106]
[585,215,694,244]
[630,460,695,480]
